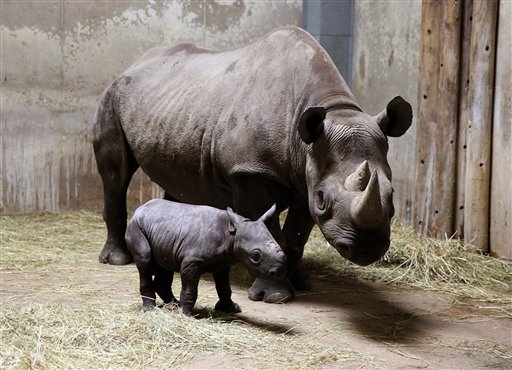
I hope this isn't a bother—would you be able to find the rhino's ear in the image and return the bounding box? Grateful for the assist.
[298,106,326,144]
[258,204,277,227]
[375,96,412,137]
[226,207,238,234]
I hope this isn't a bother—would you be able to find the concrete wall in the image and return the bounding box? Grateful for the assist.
[351,0,422,223]
[1,0,302,213]
[2,0,421,218]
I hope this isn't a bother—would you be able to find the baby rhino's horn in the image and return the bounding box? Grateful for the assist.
[258,204,277,225]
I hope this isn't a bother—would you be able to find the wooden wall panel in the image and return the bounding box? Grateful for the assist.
[489,0,512,259]
[463,0,499,252]
[413,0,462,238]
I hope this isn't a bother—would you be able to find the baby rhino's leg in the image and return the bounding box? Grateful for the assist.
[154,267,178,305]
[179,263,201,317]
[213,266,241,314]
[125,221,156,311]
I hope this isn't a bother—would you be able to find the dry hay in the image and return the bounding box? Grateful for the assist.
[1,211,511,368]
[1,301,362,369]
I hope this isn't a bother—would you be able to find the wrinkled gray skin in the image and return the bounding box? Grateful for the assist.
[126,200,285,315]
[93,26,412,304]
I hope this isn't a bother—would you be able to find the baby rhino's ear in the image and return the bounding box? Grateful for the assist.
[226,207,238,234]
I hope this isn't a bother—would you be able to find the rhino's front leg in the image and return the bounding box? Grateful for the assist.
[245,204,315,301]
[281,203,315,291]
[213,266,241,313]
[246,209,295,303]
[233,177,294,303]
[179,263,201,317]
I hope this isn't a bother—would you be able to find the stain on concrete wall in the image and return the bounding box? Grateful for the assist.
[183,0,246,32]
[351,1,421,223]
[1,0,301,213]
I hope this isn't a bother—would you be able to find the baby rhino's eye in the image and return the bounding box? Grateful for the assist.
[250,249,262,263]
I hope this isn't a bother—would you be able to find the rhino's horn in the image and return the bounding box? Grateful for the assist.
[351,169,383,227]
[345,160,371,192]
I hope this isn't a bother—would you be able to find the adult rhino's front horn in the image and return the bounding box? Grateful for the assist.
[346,161,384,228]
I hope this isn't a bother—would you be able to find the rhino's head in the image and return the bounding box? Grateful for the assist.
[227,204,287,280]
[299,96,412,266]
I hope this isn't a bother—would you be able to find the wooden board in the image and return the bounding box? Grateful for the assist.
[454,0,473,238]
[489,0,512,259]
[413,0,461,238]
[463,0,498,252]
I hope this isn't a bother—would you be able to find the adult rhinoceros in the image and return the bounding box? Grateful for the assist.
[93,26,412,303]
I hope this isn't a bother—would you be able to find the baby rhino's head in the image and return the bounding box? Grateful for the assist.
[227,205,286,281]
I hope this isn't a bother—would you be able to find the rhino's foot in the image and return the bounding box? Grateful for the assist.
[180,308,196,317]
[99,242,132,265]
[140,303,155,312]
[160,297,179,305]
[215,300,242,314]
[248,278,294,303]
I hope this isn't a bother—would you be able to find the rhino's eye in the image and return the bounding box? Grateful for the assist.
[316,190,326,211]
[250,249,262,263]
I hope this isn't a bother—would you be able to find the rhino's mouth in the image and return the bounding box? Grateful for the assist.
[332,230,390,266]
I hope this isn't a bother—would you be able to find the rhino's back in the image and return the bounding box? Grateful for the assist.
[111,27,351,206]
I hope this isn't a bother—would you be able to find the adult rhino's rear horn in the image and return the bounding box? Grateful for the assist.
[345,160,371,192]
[350,169,384,228]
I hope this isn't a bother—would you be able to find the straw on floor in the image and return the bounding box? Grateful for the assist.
[1,211,510,368]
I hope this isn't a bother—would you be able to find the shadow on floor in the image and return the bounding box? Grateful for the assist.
[224,268,439,344]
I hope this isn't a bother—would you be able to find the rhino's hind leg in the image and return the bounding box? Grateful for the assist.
[125,221,156,310]
[154,268,178,305]
[96,150,137,265]
[93,90,138,265]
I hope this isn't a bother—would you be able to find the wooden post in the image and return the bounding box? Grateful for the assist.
[413,0,462,238]
[463,0,498,252]
[489,0,512,259]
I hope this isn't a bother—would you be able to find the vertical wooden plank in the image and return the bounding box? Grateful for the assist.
[463,0,498,252]
[490,0,512,260]
[413,0,462,238]
[414,0,441,235]
[454,0,473,238]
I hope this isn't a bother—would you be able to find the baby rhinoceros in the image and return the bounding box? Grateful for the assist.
[125,199,286,316]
